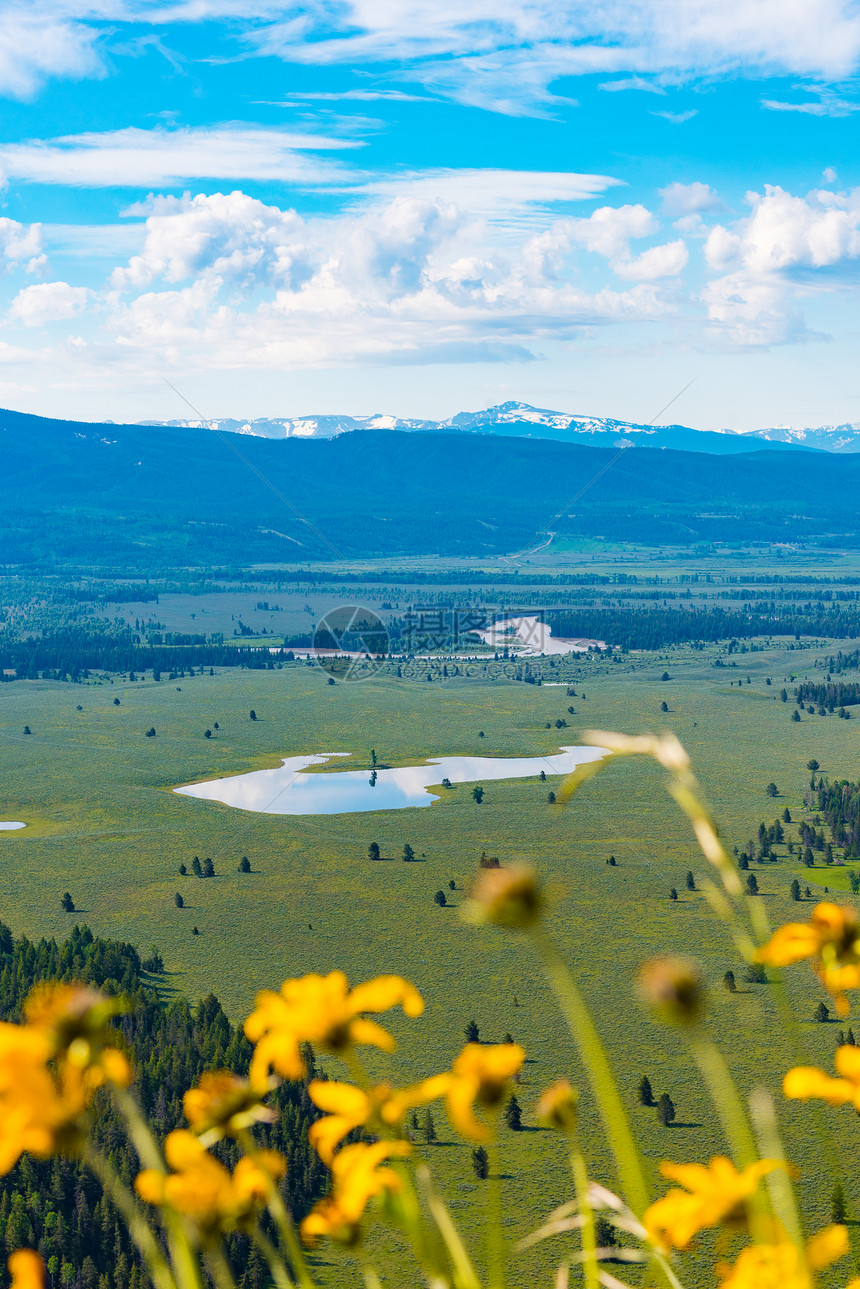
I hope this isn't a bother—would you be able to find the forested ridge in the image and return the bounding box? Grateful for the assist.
[0,926,326,1289]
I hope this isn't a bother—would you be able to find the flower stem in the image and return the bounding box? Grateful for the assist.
[249,1227,296,1289]
[570,1145,598,1289]
[81,1143,177,1289]
[486,1133,505,1289]
[238,1129,316,1289]
[529,928,650,1216]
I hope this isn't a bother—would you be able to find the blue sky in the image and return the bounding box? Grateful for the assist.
[1,2,860,429]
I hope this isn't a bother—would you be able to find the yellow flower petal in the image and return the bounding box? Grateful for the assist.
[805,1223,848,1270]
[8,1251,44,1289]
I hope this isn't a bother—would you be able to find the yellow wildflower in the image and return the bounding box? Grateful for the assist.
[135,1129,284,1237]
[183,1071,275,1143]
[717,1224,848,1288]
[433,1042,525,1141]
[756,903,860,1016]
[300,1141,411,1245]
[465,864,543,929]
[8,1250,44,1289]
[535,1080,579,1133]
[784,1044,860,1108]
[244,971,424,1086]
[24,983,132,1086]
[307,1076,446,1163]
[645,1157,783,1251]
[637,956,704,1026]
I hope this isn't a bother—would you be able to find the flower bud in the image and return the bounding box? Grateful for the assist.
[637,956,704,1026]
[535,1080,578,1133]
[465,864,543,929]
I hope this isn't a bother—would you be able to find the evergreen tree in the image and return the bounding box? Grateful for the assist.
[657,1093,676,1126]
[832,1183,847,1223]
[179,863,187,876]
[465,1020,480,1042]
[685,871,696,891]
[192,857,203,877]
[434,890,447,907]
[368,842,381,862]
[504,1095,523,1130]
[60,893,75,913]
[422,1109,438,1145]
[175,893,184,908]
[723,970,737,993]
[471,1147,489,1180]
[403,844,415,863]
[790,878,801,901]
[746,873,759,895]
[238,857,251,873]
[637,1075,654,1106]
[815,1001,830,1023]
[203,858,215,878]
[669,888,678,901]
[472,786,484,803]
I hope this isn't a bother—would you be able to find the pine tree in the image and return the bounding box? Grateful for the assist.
[657,1093,676,1126]
[670,888,678,901]
[815,1001,830,1023]
[723,970,737,993]
[238,857,251,873]
[504,1095,523,1130]
[60,893,75,913]
[746,873,759,895]
[790,878,801,901]
[403,844,415,862]
[368,842,381,861]
[686,871,695,891]
[465,1020,479,1042]
[175,893,184,908]
[472,1146,489,1179]
[192,857,203,877]
[832,1183,847,1223]
[203,858,215,878]
[637,1075,654,1106]
[434,890,447,907]
[422,1109,437,1145]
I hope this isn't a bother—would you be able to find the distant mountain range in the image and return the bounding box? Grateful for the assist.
[145,400,860,454]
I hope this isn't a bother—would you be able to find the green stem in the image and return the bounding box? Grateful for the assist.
[249,1227,296,1289]
[110,1084,203,1289]
[82,1144,177,1289]
[529,928,650,1216]
[688,1034,757,1167]
[570,1145,599,1289]
[486,1133,505,1289]
[205,1245,239,1289]
[237,1130,316,1289]
[417,1164,480,1289]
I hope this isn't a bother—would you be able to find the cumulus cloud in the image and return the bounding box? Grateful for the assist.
[701,183,860,344]
[0,217,45,272]
[0,6,103,100]
[612,239,689,279]
[660,181,723,216]
[8,281,90,325]
[566,204,657,257]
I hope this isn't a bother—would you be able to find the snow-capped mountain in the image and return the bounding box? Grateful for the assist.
[144,402,860,454]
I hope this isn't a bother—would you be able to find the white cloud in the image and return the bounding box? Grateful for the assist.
[823,166,838,183]
[8,281,90,325]
[0,125,361,188]
[705,184,860,273]
[0,6,103,100]
[612,239,689,279]
[650,109,698,123]
[598,76,665,93]
[0,217,43,264]
[350,169,622,227]
[566,204,656,257]
[660,181,723,216]
[701,183,860,345]
[762,90,859,116]
[251,0,860,115]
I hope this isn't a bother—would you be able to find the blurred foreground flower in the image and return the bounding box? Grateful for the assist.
[784,1045,860,1108]
[184,1070,275,1143]
[535,1079,579,1133]
[757,903,860,1016]
[244,971,424,1085]
[637,956,704,1026]
[644,1157,783,1251]
[436,1042,525,1141]
[464,863,543,929]
[301,1141,411,1245]
[717,1223,849,1288]
[308,1077,446,1163]
[0,985,131,1174]
[8,1250,44,1289]
[135,1129,284,1238]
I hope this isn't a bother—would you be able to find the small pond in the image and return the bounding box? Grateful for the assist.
[174,747,606,817]
[0,822,26,832]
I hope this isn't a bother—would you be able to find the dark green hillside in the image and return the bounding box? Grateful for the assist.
[3,406,860,564]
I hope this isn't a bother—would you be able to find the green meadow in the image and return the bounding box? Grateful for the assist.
[2,640,860,1284]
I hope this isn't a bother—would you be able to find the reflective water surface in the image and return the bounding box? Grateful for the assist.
[0,822,26,831]
[174,746,606,816]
